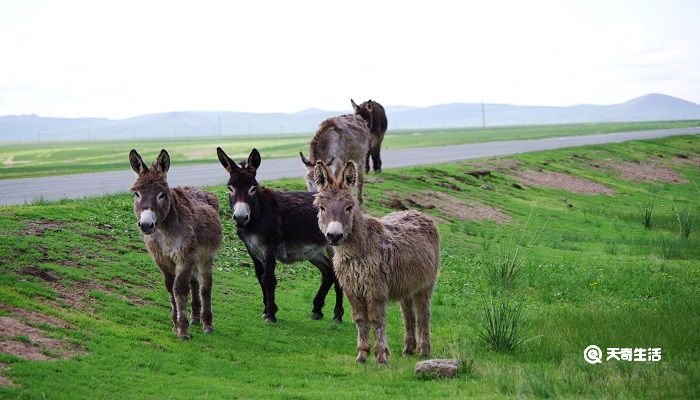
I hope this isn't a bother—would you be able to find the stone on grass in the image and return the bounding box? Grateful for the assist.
[414,359,459,379]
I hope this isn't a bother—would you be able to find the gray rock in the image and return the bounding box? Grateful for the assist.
[414,359,459,379]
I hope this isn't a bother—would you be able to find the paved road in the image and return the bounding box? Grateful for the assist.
[1,127,698,206]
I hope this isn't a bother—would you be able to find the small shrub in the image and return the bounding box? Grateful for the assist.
[660,237,684,260]
[476,297,527,353]
[448,336,478,378]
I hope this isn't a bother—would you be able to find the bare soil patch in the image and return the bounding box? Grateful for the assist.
[672,154,700,167]
[512,170,614,195]
[0,305,73,329]
[0,316,81,361]
[21,220,63,237]
[597,160,686,183]
[383,190,511,223]
[18,266,59,282]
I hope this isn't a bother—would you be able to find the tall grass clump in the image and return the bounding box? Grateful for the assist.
[484,245,526,289]
[672,202,693,239]
[639,201,655,229]
[448,336,478,378]
[476,297,527,353]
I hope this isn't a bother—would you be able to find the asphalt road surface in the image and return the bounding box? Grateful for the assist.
[1,127,698,206]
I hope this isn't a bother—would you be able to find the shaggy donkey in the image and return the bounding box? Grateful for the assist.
[129,149,222,340]
[351,99,388,173]
[217,147,344,323]
[300,114,369,205]
[313,160,440,364]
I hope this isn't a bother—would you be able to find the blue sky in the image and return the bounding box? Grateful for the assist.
[1,0,699,118]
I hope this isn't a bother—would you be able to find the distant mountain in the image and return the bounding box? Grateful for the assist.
[2,93,700,142]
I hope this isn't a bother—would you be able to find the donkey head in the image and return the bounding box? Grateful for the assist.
[313,160,358,246]
[299,152,335,192]
[217,147,261,226]
[129,149,171,235]
[351,98,374,131]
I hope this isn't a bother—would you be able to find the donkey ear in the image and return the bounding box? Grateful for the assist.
[129,149,148,176]
[342,161,358,188]
[217,147,239,174]
[351,99,359,112]
[247,148,261,170]
[154,149,170,176]
[314,161,333,190]
[299,151,313,167]
[366,100,373,113]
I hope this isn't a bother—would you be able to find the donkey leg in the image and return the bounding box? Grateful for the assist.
[262,253,278,323]
[252,258,267,318]
[331,275,344,323]
[368,298,390,364]
[173,266,193,340]
[198,262,214,333]
[414,289,433,357]
[356,165,365,206]
[364,152,371,173]
[347,294,370,363]
[400,297,417,355]
[371,146,382,173]
[189,276,201,325]
[308,255,334,320]
[163,271,177,332]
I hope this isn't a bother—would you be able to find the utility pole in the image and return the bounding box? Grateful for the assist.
[481,98,486,128]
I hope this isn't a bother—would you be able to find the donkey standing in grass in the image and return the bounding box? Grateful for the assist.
[351,99,388,173]
[300,114,369,205]
[217,147,344,323]
[313,160,440,364]
[129,149,222,340]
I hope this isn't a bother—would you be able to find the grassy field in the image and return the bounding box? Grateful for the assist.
[0,135,699,398]
[1,120,699,179]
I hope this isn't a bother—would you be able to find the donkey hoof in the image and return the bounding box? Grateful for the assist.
[264,315,277,323]
[402,348,415,356]
[179,335,190,341]
[356,351,368,364]
[191,318,201,326]
[310,312,323,320]
[332,317,342,324]
[203,326,214,334]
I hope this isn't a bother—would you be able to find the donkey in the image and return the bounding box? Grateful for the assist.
[217,147,344,323]
[351,99,388,173]
[299,114,369,205]
[129,149,222,340]
[313,160,440,364]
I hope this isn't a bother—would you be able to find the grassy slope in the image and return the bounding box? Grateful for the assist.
[1,120,698,179]
[0,135,699,399]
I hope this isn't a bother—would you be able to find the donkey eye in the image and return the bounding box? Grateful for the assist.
[157,192,166,200]
[134,191,140,198]
[345,206,353,212]
[320,206,326,212]
[249,186,257,195]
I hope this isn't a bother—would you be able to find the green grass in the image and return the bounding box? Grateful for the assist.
[1,120,698,179]
[0,135,699,398]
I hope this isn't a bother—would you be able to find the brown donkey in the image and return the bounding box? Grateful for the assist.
[351,99,388,173]
[313,161,440,364]
[300,114,369,205]
[129,149,222,340]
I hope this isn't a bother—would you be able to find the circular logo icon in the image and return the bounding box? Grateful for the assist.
[584,345,603,364]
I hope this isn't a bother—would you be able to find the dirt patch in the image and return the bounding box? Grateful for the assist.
[0,317,81,361]
[672,154,700,166]
[468,158,522,171]
[0,305,73,329]
[512,170,614,195]
[384,190,511,223]
[597,160,686,183]
[17,266,60,282]
[21,220,63,237]
[365,177,384,183]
